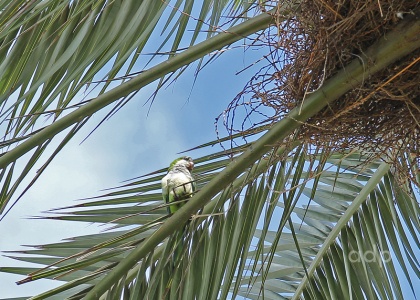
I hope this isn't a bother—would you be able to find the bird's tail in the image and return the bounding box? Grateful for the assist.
[172,222,189,264]
[163,222,189,298]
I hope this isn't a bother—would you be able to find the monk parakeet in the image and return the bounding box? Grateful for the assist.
[161,156,195,214]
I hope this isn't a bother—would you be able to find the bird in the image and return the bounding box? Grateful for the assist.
[161,157,195,270]
[161,156,195,215]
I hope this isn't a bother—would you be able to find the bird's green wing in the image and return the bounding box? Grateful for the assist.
[161,178,173,215]
[167,191,178,214]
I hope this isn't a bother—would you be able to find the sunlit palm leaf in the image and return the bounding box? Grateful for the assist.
[236,156,419,300]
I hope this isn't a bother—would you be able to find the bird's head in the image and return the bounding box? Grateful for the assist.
[168,156,194,171]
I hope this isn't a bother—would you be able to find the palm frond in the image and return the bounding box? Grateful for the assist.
[3,142,418,299]
[0,0,283,216]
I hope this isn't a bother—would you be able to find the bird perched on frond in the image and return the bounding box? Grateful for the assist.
[161,156,195,215]
[161,157,195,269]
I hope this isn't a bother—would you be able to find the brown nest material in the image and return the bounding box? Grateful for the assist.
[218,0,419,184]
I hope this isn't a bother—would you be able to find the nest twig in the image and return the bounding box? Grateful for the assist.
[217,0,419,187]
